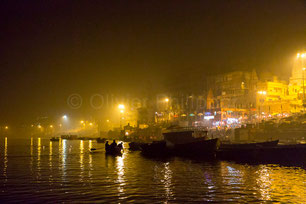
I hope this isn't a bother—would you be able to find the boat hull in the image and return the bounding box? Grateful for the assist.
[141,139,220,158]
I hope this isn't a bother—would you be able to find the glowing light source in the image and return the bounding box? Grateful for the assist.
[80,120,84,124]
[303,67,306,71]
[120,110,124,113]
[62,115,68,119]
[106,119,110,122]
[89,123,93,126]
[49,125,53,128]
[118,104,125,110]
[297,53,300,58]
[257,91,267,95]
[302,53,305,58]
[164,98,169,102]
[4,126,8,130]
[37,125,42,129]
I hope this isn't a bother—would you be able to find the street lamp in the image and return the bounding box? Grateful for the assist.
[118,104,125,129]
[118,104,125,110]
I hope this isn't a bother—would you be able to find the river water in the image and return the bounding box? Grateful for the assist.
[0,138,305,203]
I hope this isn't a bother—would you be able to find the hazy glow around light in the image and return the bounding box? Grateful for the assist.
[257,91,266,95]
[165,98,169,102]
[118,104,125,110]
[297,53,300,58]
[62,115,68,119]
[4,126,8,130]
[302,53,305,58]
[120,110,124,113]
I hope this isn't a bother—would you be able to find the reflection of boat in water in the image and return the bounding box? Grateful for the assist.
[50,137,59,142]
[96,138,107,143]
[220,140,279,149]
[141,128,220,157]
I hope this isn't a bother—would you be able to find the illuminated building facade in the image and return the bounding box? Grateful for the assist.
[209,70,258,124]
[256,76,290,116]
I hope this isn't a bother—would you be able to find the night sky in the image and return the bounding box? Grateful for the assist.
[0,0,305,124]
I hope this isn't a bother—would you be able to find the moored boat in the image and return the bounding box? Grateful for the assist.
[220,140,279,149]
[128,142,144,151]
[96,138,107,143]
[50,137,59,142]
[140,128,220,158]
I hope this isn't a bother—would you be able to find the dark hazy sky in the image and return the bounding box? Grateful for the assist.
[0,0,305,123]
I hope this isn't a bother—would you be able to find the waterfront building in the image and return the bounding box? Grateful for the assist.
[208,70,258,124]
[256,76,290,116]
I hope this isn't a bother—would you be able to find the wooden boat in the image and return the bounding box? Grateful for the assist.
[141,128,220,157]
[220,140,279,149]
[217,143,306,164]
[96,138,107,143]
[105,146,122,156]
[140,141,170,157]
[50,137,59,142]
[128,142,144,151]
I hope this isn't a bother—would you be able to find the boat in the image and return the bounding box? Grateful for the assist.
[163,130,220,157]
[96,138,107,143]
[50,137,59,142]
[217,143,306,164]
[141,128,220,157]
[140,141,170,157]
[220,140,279,149]
[128,142,144,151]
[105,146,123,156]
[61,134,78,140]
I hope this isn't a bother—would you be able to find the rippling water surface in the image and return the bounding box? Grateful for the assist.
[0,138,305,203]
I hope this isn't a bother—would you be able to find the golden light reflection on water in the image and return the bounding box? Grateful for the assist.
[219,162,306,203]
[255,165,306,203]
[49,141,52,166]
[88,140,92,150]
[61,139,67,181]
[88,140,93,170]
[37,138,42,182]
[80,140,84,168]
[256,166,272,201]
[3,137,8,183]
[30,137,33,156]
[37,138,41,158]
[79,140,85,182]
[163,162,173,200]
[116,155,126,199]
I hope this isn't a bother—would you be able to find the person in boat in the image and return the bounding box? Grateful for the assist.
[117,142,123,151]
[105,141,110,151]
[110,140,117,150]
